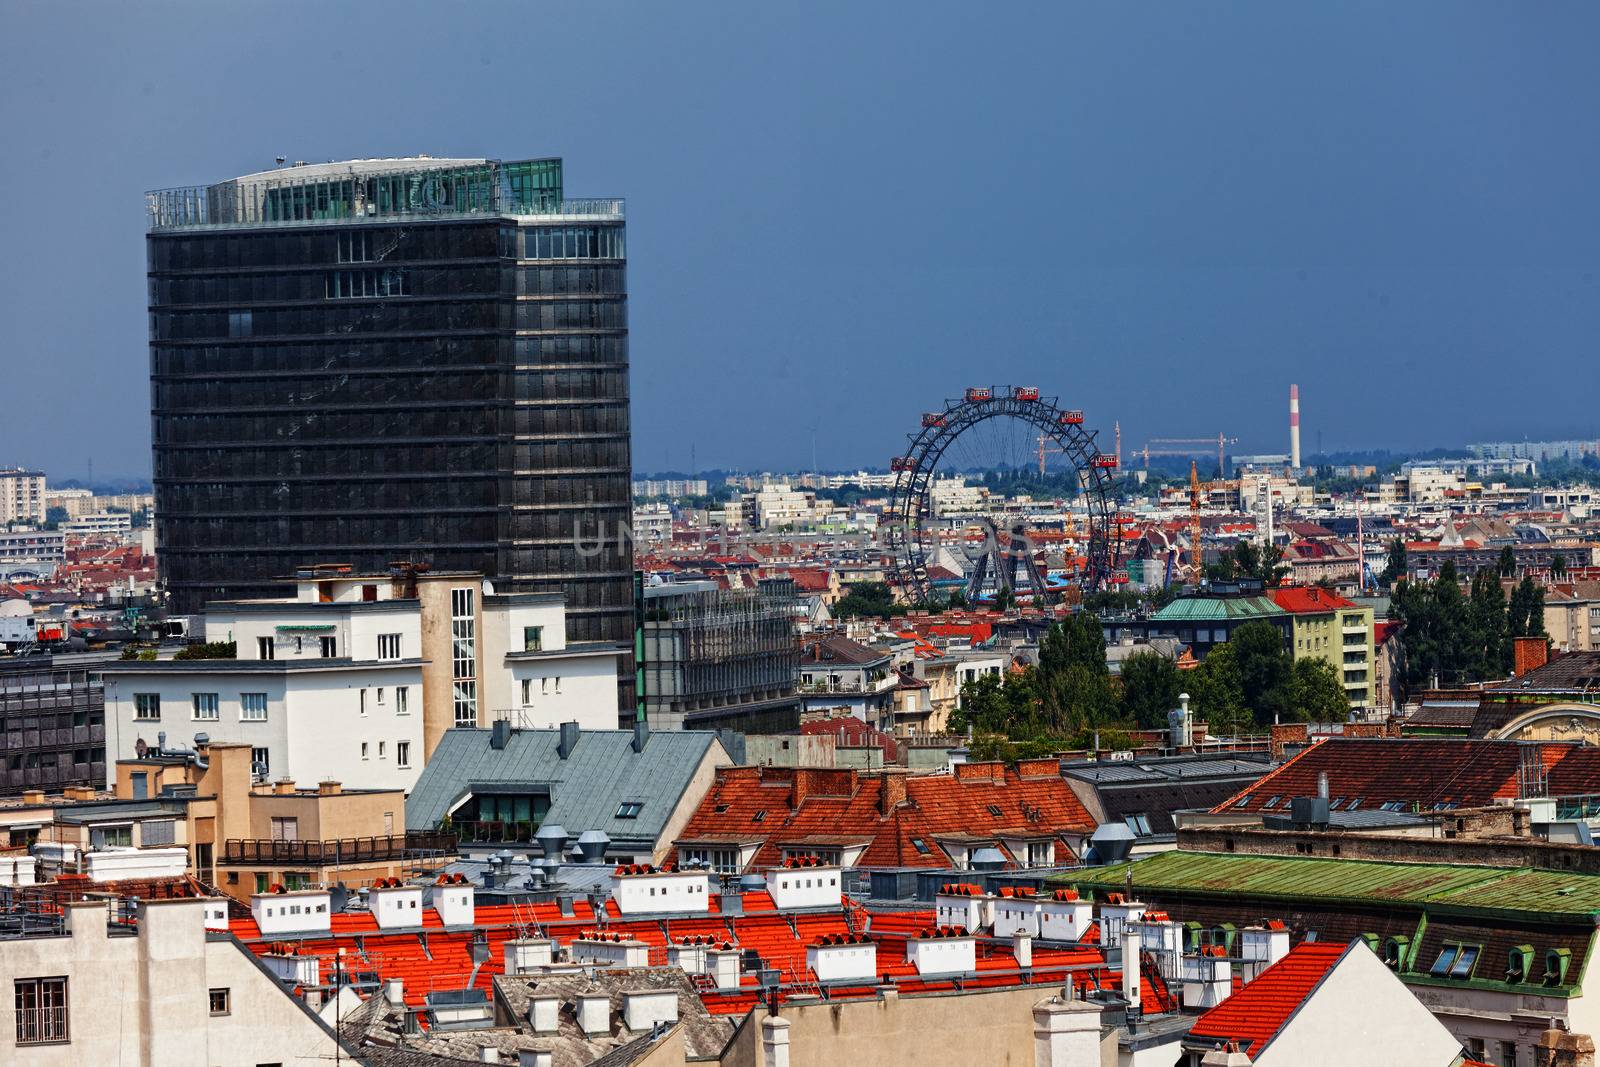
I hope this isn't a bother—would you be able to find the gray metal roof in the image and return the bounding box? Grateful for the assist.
[1064,754,1275,786]
[406,727,727,844]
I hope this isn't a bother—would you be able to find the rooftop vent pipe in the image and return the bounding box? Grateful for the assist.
[536,824,569,859]
[576,830,609,863]
[557,722,580,760]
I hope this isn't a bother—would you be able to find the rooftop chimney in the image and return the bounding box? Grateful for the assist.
[1122,928,1141,1010]
[1289,384,1301,469]
[631,718,650,753]
[1514,636,1549,677]
[318,780,342,796]
[1316,772,1329,801]
[1538,1029,1595,1067]
[558,721,580,760]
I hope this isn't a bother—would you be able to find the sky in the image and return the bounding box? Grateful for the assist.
[3,2,1599,482]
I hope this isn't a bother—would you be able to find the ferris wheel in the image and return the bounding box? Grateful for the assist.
[885,386,1121,604]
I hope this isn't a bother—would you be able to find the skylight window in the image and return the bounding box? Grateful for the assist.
[752,810,766,823]
[910,837,930,855]
[1233,794,1253,808]
[1329,797,1345,811]
[1123,814,1152,837]
[986,804,1004,817]
[615,801,644,819]
[1346,797,1362,811]
[714,804,729,814]
[1429,945,1459,977]
[1263,796,1281,810]
[1450,945,1480,978]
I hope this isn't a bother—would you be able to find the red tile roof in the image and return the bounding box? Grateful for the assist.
[1267,586,1358,614]
[1210,738,1600,815]
[1186,941,1349,1056]
[674,763,1095,870]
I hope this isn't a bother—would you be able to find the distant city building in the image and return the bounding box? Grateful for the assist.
[1267,586,1375,707]
[0,468,46,525]
[631,478,709,498]
[0,652,112,797]
[146,156,635,708]
[641,577,800,732]
[631,502,674,542]
[62,511,133,539]
[1471,439,1600,464]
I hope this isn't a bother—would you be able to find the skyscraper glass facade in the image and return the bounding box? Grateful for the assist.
[148,158,633,705]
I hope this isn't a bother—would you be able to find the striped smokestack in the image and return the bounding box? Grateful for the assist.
[1289,383,1301,469]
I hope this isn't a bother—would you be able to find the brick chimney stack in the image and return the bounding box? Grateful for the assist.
[1514,636,1550,677]
[1539,1028,1596,1067]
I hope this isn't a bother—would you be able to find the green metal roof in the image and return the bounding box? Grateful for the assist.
[1064,850,1600,921]
[1150,596,1287,623]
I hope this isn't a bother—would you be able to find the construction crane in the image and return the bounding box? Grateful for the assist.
[1142,434,1239,476]
[1187,460,1243,580]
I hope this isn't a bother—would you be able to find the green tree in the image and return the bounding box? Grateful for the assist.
[992,587,1015,612]
[1233,541,1289,587]
[1467,569,1511,679]
[1189,642,1249,736]
[1037,614,1115,730]
[1119,651,1184,729]
[1379,538,1408,587]
[1291,658,1350,723]
[1507,576,1547,640]
[1229,621,1295,725]
[833,581,896,619]
[951,670,1043,737]
[1552,553,1569,580]
[1497,545,1516,579]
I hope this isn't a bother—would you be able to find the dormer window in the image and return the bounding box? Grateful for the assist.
[1505,944,1533,984]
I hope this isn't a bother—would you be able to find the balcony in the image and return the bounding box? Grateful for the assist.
[221,831,455,866]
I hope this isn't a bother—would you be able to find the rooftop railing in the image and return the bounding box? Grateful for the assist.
[221,830,455,865]
[147,183,623,231]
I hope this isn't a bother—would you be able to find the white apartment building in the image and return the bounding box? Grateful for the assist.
[632,501,674,541]
[931,477,989,517]
[103,570,621,792]
[62,511,134,538]
[0,468,46,525]
[748,484,818,529]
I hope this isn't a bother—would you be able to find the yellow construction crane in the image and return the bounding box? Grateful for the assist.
[1144,433,1239,476]
[1188,460,1242,579]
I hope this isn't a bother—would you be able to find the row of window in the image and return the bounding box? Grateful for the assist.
[151,223,499,271]
[133,686,411,722]
[359,739,412,767]
[154,367,627,413]
[325,268,409,299]
[150,333,627,379]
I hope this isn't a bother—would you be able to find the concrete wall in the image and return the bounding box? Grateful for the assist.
[719,986,1111,1067]
[0,898,342,1067]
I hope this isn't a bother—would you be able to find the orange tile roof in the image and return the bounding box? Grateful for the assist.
[1186,941,1349,1056]
[1267,586,1358,614]
[674,763,1095,870]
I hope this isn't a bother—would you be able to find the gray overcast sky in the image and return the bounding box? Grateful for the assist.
[3,1,1598,481]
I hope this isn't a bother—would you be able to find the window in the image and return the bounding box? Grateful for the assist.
[270,817,298,842]
[361,742,369,760]
[376,687,386,706]
[682,847,739,873]
[257,636,274,660]
[616,801,644,819]
[240,693,267,722]
[359,690,368,716]
[1233,794,1253,808]
[1429,944,1463,977]
[396,741,411,768]
[142,820,175,846]
[14,976,68,1045]
[522,678,532,705]
[752,809,766,823]
[91,825,132,848]
[1449,944,1481,979]
[451,587,478,724]
[523,626,543,652]
[1262,796,1281,810]
[986,804,1004,817]
[251,747,270,780]
[192,693,219,721]
[133,693,160,721]
[377,633,402,660]
[378,741,386,758]
[209,988,230,1016]
[910,837,930,855]
[1123,814,1152,837]
[320,636,337,657]
[395,686,410,715]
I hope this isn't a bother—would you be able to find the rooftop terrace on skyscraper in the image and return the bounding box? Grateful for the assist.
[146,155,622,230]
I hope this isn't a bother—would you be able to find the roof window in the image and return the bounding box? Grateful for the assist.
[1262,796,1281,810]
[752,810,766,824]
[615,801,644,819]
[1233,793,1253,808]
[910,838,930,855]
[986,804,1004,818]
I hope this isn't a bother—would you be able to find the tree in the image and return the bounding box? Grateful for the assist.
[1233,541,1289,587]
[1467,569,1512,679]
[951,671,1043,737]
[43,506,68,530]
[1292,658,1350,723]
[1380,538,1408,587]
[1120,651,1184,729]
[1229,621,1295,725]
[1037,614,1115,730]
[832,582,896,619]
[1552,554,1569,580]
[1508,576,1547,640]
[1497,545,1517,579]
[1190,642,1248,736]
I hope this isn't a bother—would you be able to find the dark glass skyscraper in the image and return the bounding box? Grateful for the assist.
[147,158,633,702]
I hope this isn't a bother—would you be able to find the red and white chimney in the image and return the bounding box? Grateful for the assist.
[1289,384,1301,470]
